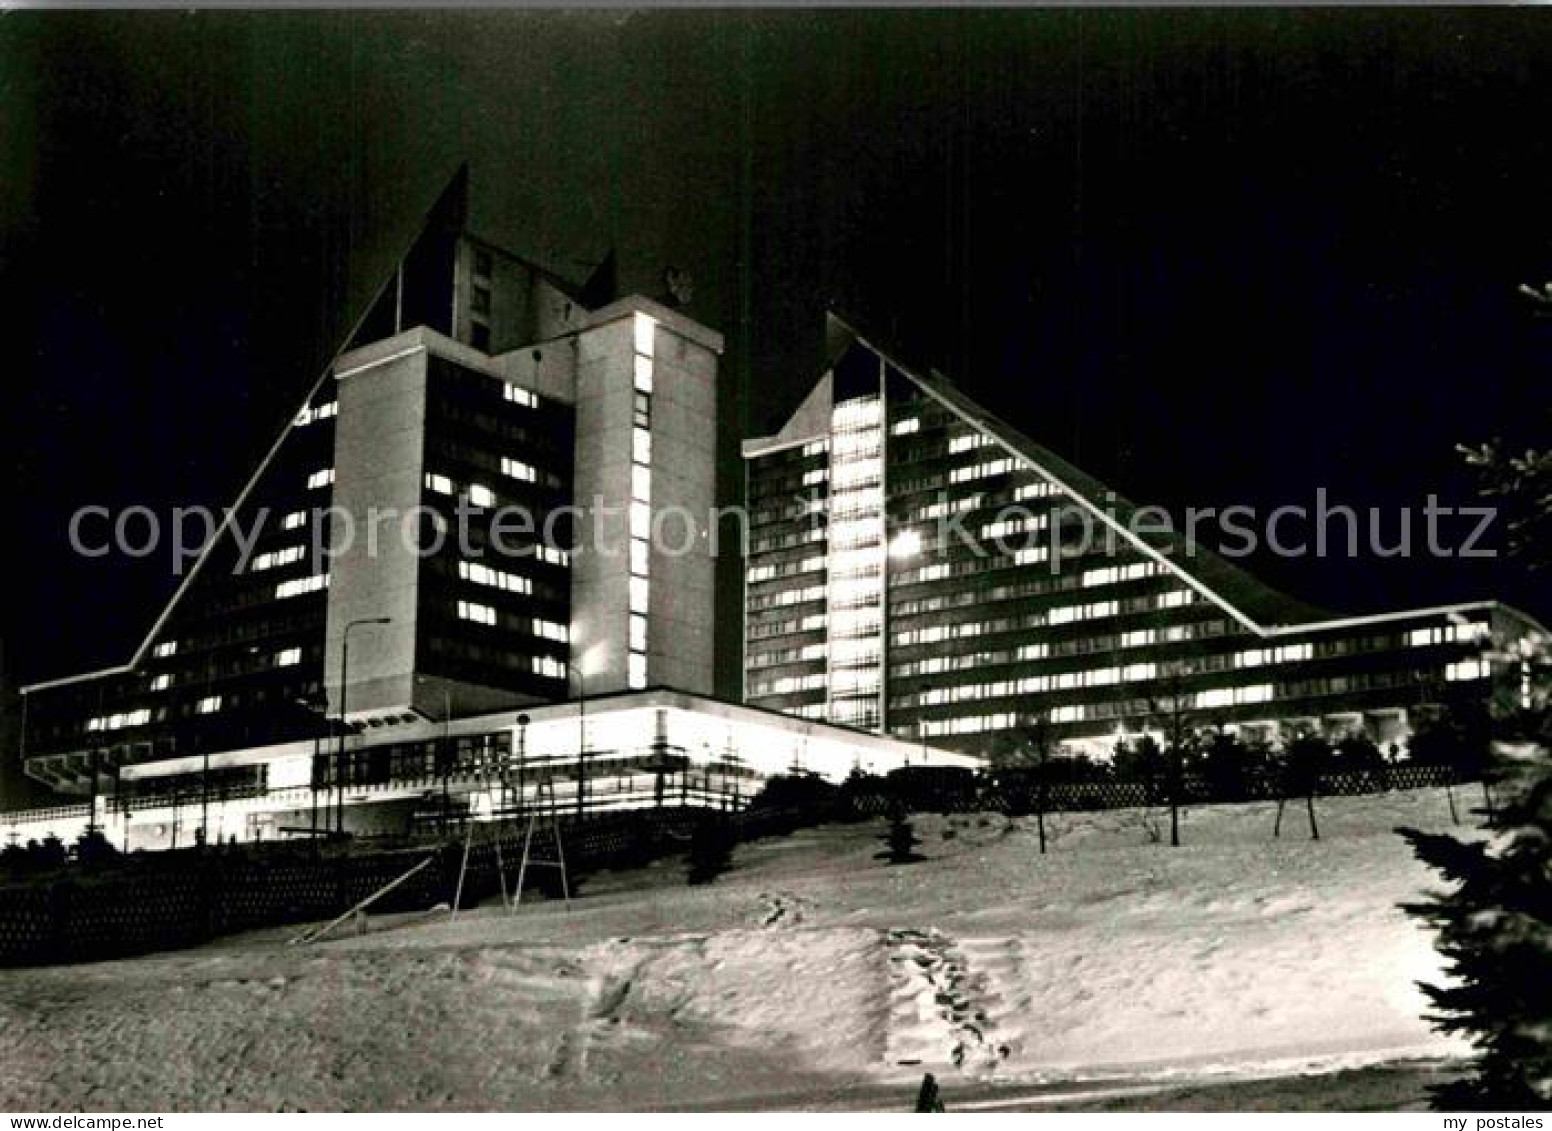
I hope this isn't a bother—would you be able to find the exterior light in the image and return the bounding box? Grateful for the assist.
[888,530,923,560]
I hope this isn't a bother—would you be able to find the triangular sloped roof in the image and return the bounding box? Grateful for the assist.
[127,166,476,670]
[824,312,1335,633]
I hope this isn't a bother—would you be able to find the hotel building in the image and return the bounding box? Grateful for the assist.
[743,315,1548,759]
[9,173,969,848]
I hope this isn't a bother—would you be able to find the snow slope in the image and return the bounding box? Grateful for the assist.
[0,788,1472,1110]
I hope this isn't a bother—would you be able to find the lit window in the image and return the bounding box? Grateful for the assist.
[307,468,335,490]
[281,510,307,531]
[1446,659,1488,682]
[424,473,455,496]
[504,384,538,408]
[150,674,172,691]
[501,458,537,482]
[1014,481,1057,502]
[948,433,992,453]
[250,545,306,572]
[1081,563,1156,587]
[458,560,532,595]
[532,619,569,643]
[458,600,497,626]
[630,501,651,540]
[275,647,302,668]
[535,545,570,567]
[949,458,1015,484]
[1410,623,1490,647]
[275,574,328,599]
[890,418,920,436]
[630,537,649,577]
[467,484,496,508]
[294,401,337,426]
[88,708,152,732]
[628,652,648,690]
[631,464,652,504]
[197,696,221,715]
[632,427,652,465]
[534,656,566,680]
[153,641,178,658]
[629,613,647,652]
[633,312,656,358]
[633,353,654,394]
[629,575,650,614]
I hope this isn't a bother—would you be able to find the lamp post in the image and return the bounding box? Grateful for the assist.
[569,662,589,819]
[294,693,329,839]
[515,712,530,816]
[338,617,392,836]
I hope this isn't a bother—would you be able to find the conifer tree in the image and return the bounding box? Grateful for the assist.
[1398,738,1552,1109]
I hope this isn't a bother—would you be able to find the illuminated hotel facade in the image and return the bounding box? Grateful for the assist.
[9,174,969,848]
[743,315,1548,759]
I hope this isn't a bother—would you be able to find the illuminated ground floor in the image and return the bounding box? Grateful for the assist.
[2,688,977,853]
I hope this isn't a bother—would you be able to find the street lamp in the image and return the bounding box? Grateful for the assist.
[515,712,530,817]
[338,617,392,836]
[294,693,330,839]
[568,661,589,819]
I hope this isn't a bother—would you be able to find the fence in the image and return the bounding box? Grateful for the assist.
[844,761,1466,816]
[0,762,1467,967]
[0,806,767,967]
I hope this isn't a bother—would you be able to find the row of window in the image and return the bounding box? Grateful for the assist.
[1409,623,1491,647]
[141,648,302,696]
[748,584,827,612]
[250,545,307,573]
[747,672,827,697]
[458,560,533,595]
[626,314,657,691]
[746,612,826,641]
[948,432,996,454]
[455,600,568,642]
[746,554,826,585]
[892,590,1195,645]
[948,457,1018,484]
[275,574,329,600]
[750,526,826,554]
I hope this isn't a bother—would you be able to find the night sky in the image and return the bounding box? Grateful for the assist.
[3,9,1549,694]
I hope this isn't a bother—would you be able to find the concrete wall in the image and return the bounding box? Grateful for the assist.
[644,321,718,695]
[570,318,637,695]
[324,346,429,718]
[569,300,722,699]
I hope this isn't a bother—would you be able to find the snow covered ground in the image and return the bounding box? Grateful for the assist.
[0,788,1473,1110]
